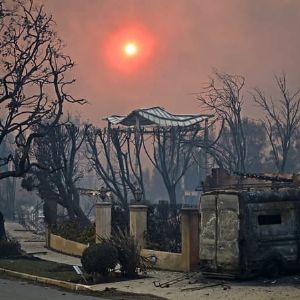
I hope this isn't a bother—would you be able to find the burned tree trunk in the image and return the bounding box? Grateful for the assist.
[143,126,199,212]
[86,126,145,209]
[22,121,90,226]
[0,211,6,241]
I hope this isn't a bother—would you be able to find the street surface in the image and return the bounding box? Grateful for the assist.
[0,277,109,300]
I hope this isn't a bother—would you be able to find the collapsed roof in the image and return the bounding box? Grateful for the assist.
[104,106,212,127]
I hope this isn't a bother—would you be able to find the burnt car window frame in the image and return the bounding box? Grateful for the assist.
[257,214,282,226]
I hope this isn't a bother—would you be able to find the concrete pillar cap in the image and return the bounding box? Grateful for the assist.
[181,207,199,214]
[96,202,112,207]
[129,204,148,210]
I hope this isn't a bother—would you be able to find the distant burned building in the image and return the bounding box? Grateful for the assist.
[201,168,295,192]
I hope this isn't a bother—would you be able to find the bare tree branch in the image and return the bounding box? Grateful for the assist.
[142,125,199,212]
[197,71,247,172]
[22,120,90,225]
[0,0,85,179]
[252,73,300,172]
[86,126,145,209]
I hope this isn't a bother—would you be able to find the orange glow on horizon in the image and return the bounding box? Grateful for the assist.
[102,25,155,74]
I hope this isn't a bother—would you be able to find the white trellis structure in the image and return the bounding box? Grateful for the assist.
[104,107,212,192]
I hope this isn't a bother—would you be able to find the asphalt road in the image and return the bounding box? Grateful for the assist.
[0,277,109,300]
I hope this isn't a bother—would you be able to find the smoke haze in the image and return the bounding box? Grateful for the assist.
[39,0,300,124]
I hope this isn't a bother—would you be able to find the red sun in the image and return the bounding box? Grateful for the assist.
[103,25,155,74]
[123,42,139,57]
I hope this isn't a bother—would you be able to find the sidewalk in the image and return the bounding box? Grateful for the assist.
[5,221,81,266]
[5,221,300,300]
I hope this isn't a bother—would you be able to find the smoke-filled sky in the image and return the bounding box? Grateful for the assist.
[41,0,300,125]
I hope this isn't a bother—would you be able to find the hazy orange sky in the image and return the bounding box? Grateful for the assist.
[40,0,300,125]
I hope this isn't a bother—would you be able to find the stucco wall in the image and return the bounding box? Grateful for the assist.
[141,249,185,271]
[49,233,87,257]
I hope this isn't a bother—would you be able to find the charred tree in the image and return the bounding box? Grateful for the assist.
[22,121,90,225]
[142,126,199,213]
[0,210,6,241]
[197,71,247,173]
[0,0,85,180]
[253,74,300,173]
[86,127,145,209]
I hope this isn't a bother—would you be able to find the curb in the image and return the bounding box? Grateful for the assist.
[0,267,92,292]
[0,267,169,300]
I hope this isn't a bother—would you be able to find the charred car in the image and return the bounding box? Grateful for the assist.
[199,188,300,278]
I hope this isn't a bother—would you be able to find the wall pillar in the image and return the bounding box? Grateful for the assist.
[129,205,147,248]
[95,202,112,243]
[45,226,50,248]
[181,208,200,272]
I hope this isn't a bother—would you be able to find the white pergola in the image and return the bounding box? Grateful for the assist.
[104,106,211,128]
[103,106,213,177]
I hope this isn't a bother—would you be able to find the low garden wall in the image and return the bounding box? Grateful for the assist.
[141,207,199,272]
[141,249,184,271]
[46,204,200,272]
[48,232,87,257]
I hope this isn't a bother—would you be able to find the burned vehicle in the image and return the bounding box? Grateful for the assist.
[199,188,300,278]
